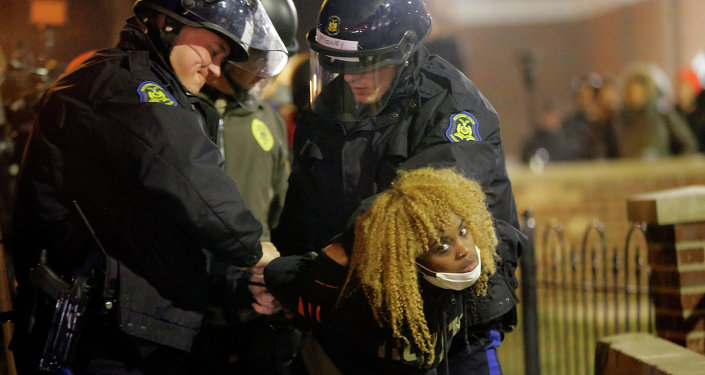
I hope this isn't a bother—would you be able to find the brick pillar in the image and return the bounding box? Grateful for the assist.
[627,186,705,354]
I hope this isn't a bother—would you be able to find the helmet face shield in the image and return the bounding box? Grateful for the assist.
[183,0,287,71]
[310,51,404,121]
[308,29,410,121]
[180,0,257,61]
[229,0,288,77]
[224,44,288,80]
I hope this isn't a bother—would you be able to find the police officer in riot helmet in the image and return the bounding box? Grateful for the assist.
[271,0,525,374]
[204,0,297,108]
[192,0,300,374]
[9,1,284,374]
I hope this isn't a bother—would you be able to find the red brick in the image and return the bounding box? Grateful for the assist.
[650,270,681,286]
[646,225,675,245]
[675,222,705,242]
[649,243,678,265]
[652,293,705,311]
[655,313,705,331]
[658,330,687,346]
[686,334,705,354]
[680,270,705,287]
[678,247,705,266]
[655,314,686,330]
[682,293,705,312]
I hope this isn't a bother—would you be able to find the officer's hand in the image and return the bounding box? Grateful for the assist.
[255,241,281,268]
[323,243,349,267]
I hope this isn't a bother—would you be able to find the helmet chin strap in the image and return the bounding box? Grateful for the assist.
[224,71,261,112]
[141,15,183,71]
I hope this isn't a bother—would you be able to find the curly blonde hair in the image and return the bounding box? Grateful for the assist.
[341,167,499,360]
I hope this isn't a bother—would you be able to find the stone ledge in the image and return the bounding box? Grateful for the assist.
[595,332,705,375]
[627,186,705,225]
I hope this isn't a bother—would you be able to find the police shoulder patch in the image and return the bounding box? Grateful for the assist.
[251,118,274,152]
[446,111,482,143]
[137,81,178,106]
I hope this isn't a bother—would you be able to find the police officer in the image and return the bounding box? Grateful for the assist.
[272,0,525,374]
[8,1,284,374]
[193,0,300,373]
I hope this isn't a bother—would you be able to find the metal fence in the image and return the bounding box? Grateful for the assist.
[503,212,654,375]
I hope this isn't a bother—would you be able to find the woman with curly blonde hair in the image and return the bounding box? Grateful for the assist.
[265,167,498,374]
[343,166,498,363]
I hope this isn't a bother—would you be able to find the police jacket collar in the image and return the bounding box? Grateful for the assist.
[118,18,173,81]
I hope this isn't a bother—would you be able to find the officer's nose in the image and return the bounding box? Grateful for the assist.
[344,73,360,83]
[208,63,222,78]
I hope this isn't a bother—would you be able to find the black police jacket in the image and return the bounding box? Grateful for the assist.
[265,252,466,374]
[9,18,263,352]
[273,47,526,328]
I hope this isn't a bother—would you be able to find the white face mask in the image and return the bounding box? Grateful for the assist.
[417,246,482,291]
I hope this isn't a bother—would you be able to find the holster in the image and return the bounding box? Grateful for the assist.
[37,274,91,372]
[27,253,118,373]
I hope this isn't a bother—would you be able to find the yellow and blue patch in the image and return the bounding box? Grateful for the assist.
[137,81,177,106]
[445,111,481,142]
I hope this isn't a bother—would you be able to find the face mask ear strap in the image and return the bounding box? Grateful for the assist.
[415,262,437,277]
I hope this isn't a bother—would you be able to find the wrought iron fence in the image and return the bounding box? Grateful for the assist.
[502,211,654,375]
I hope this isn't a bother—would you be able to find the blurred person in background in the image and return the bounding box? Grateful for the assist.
[1,40,48,169]
[7,0,283,374]
[560,73,602,161]
[0,41,49,231]
[614,63,697,159]
[286,54,310,148]
[675,56,705,152]
[273,0,526,374]
[590,74,620,159]
[194,0,300,373]
[521,100,581,163]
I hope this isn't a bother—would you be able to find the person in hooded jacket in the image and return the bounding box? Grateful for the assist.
[7,1,284,374]
[266,167,499,375]
[614,63,698,158]
[271,1,526,374]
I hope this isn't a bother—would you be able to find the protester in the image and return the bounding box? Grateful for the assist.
[267,167,499,374]
[614,63,697,158]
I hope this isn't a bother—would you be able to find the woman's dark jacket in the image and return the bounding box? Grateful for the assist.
[265,252,466,374]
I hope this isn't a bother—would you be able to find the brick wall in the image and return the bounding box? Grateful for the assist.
[626,187,705,354]
[509,155,705,249]
[645,223,705,352]
[510,156,705,354]
[595,332,705,375]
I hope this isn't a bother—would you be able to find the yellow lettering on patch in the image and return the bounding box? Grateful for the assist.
[446,111,482,142]
[137,81,177,106]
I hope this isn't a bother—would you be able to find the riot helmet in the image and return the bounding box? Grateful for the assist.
[307,0,432,121]
[217,0,295,103]
[134,0,287,73]
[261,0,299,55]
